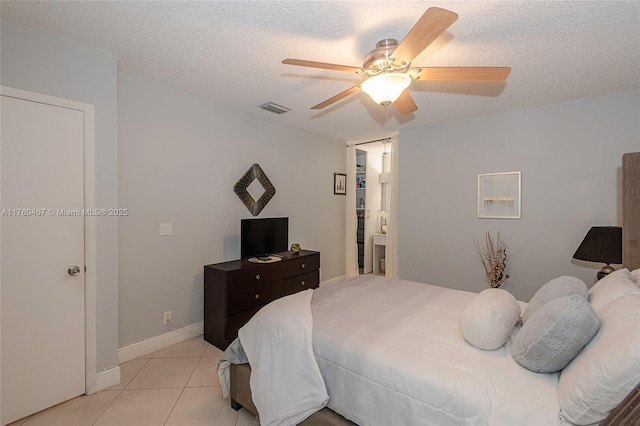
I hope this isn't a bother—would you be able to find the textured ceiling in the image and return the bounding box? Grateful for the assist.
[2,1,639,141]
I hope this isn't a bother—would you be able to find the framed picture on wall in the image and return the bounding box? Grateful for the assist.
[478,171,521,219]
[334,173,347,195]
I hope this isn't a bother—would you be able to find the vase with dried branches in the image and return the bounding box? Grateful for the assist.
[475,232,510,288]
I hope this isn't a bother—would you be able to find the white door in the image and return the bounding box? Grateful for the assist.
[1,94,85,425]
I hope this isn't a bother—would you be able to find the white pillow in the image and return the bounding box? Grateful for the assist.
[631,268,640,285]
[587,268,640,314]
[460,288,521,350]
[558,293,640,425]
[512,295,600,373]
[522,276,588,323]
[588,268,632,298]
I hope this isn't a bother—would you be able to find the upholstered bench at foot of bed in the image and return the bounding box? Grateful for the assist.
[230,363,356,426]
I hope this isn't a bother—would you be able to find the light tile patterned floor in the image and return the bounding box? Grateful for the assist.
[8,336,259,426]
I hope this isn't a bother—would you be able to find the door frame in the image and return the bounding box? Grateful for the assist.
[0,85,98,395]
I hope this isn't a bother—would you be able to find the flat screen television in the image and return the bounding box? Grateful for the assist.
[240,217,288,258]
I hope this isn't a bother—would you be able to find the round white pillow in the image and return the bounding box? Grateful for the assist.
[461,288,521,350]
[522,276,587,323]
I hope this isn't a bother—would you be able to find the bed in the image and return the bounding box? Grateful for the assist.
[219,153,640,426]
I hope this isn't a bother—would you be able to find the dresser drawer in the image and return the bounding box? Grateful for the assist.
[227,265,281,293]
[227,280,288,316]
[282,270,319,294]
[281,253,320,279]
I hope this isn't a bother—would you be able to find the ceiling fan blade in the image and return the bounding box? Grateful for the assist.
[413,67,511,81]
[394,90,418,114]
[391,7,458,66]
[311,85,361,110]
[282,59,362,73]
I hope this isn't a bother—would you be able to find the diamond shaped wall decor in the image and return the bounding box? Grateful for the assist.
[233,163,276,216]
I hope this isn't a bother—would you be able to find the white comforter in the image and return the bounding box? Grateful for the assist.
[312,275,561,426]
[221,275,561,426]
[219,289,329,426]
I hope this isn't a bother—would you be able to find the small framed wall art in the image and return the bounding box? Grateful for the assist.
[334,173,347,195]
[477,171,521,219]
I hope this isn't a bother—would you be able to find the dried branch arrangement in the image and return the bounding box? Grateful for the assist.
[475,232,510,288]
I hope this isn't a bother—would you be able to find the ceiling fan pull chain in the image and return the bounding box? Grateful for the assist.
[384,104,389,138]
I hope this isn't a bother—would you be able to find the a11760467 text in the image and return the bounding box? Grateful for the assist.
[1,208,129,217]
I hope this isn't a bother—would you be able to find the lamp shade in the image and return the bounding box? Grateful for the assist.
[361,73,411,105]
[573,226,622,264]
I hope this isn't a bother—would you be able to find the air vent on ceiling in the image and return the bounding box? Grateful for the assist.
[258,102,290,114]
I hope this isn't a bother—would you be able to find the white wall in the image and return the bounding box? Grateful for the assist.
[398,90,640,301]
[118,73,346,346]
[1,18,119,372]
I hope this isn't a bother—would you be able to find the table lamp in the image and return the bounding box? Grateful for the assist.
[573,226,623,280]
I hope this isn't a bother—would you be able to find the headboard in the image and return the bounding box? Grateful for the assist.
[622,152,640,270]
[603,153,640,425]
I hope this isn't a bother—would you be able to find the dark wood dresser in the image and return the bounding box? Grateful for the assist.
[204,250,320,350]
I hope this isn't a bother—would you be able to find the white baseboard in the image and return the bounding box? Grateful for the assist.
[96,365,120,392]
[116,279,342,366]
[118,321,204,364]
[320,275,345,286]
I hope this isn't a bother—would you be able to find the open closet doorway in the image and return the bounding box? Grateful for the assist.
[356,146,383,274]
[346,134,398,278]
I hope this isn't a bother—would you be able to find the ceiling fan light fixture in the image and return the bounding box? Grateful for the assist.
[361,73,411,106]
[282,8,508,114]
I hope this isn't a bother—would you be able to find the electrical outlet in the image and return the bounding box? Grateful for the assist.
[159,223,172,236]
[164,311,172,324]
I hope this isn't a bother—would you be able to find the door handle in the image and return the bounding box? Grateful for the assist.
[68,266,81,276]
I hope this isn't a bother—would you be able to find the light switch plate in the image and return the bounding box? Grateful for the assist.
[159,223,172,236]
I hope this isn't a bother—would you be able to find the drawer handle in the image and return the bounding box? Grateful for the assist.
[255,274,260,280]
[301,263,306,269]
[301,281,305,286]
[255,294,260,300]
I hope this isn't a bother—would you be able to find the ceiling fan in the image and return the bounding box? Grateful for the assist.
[282,7,511,114]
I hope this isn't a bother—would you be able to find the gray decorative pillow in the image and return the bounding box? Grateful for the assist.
[461,288,521,350]
[522,276,587,323]
[512,294,600,373]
